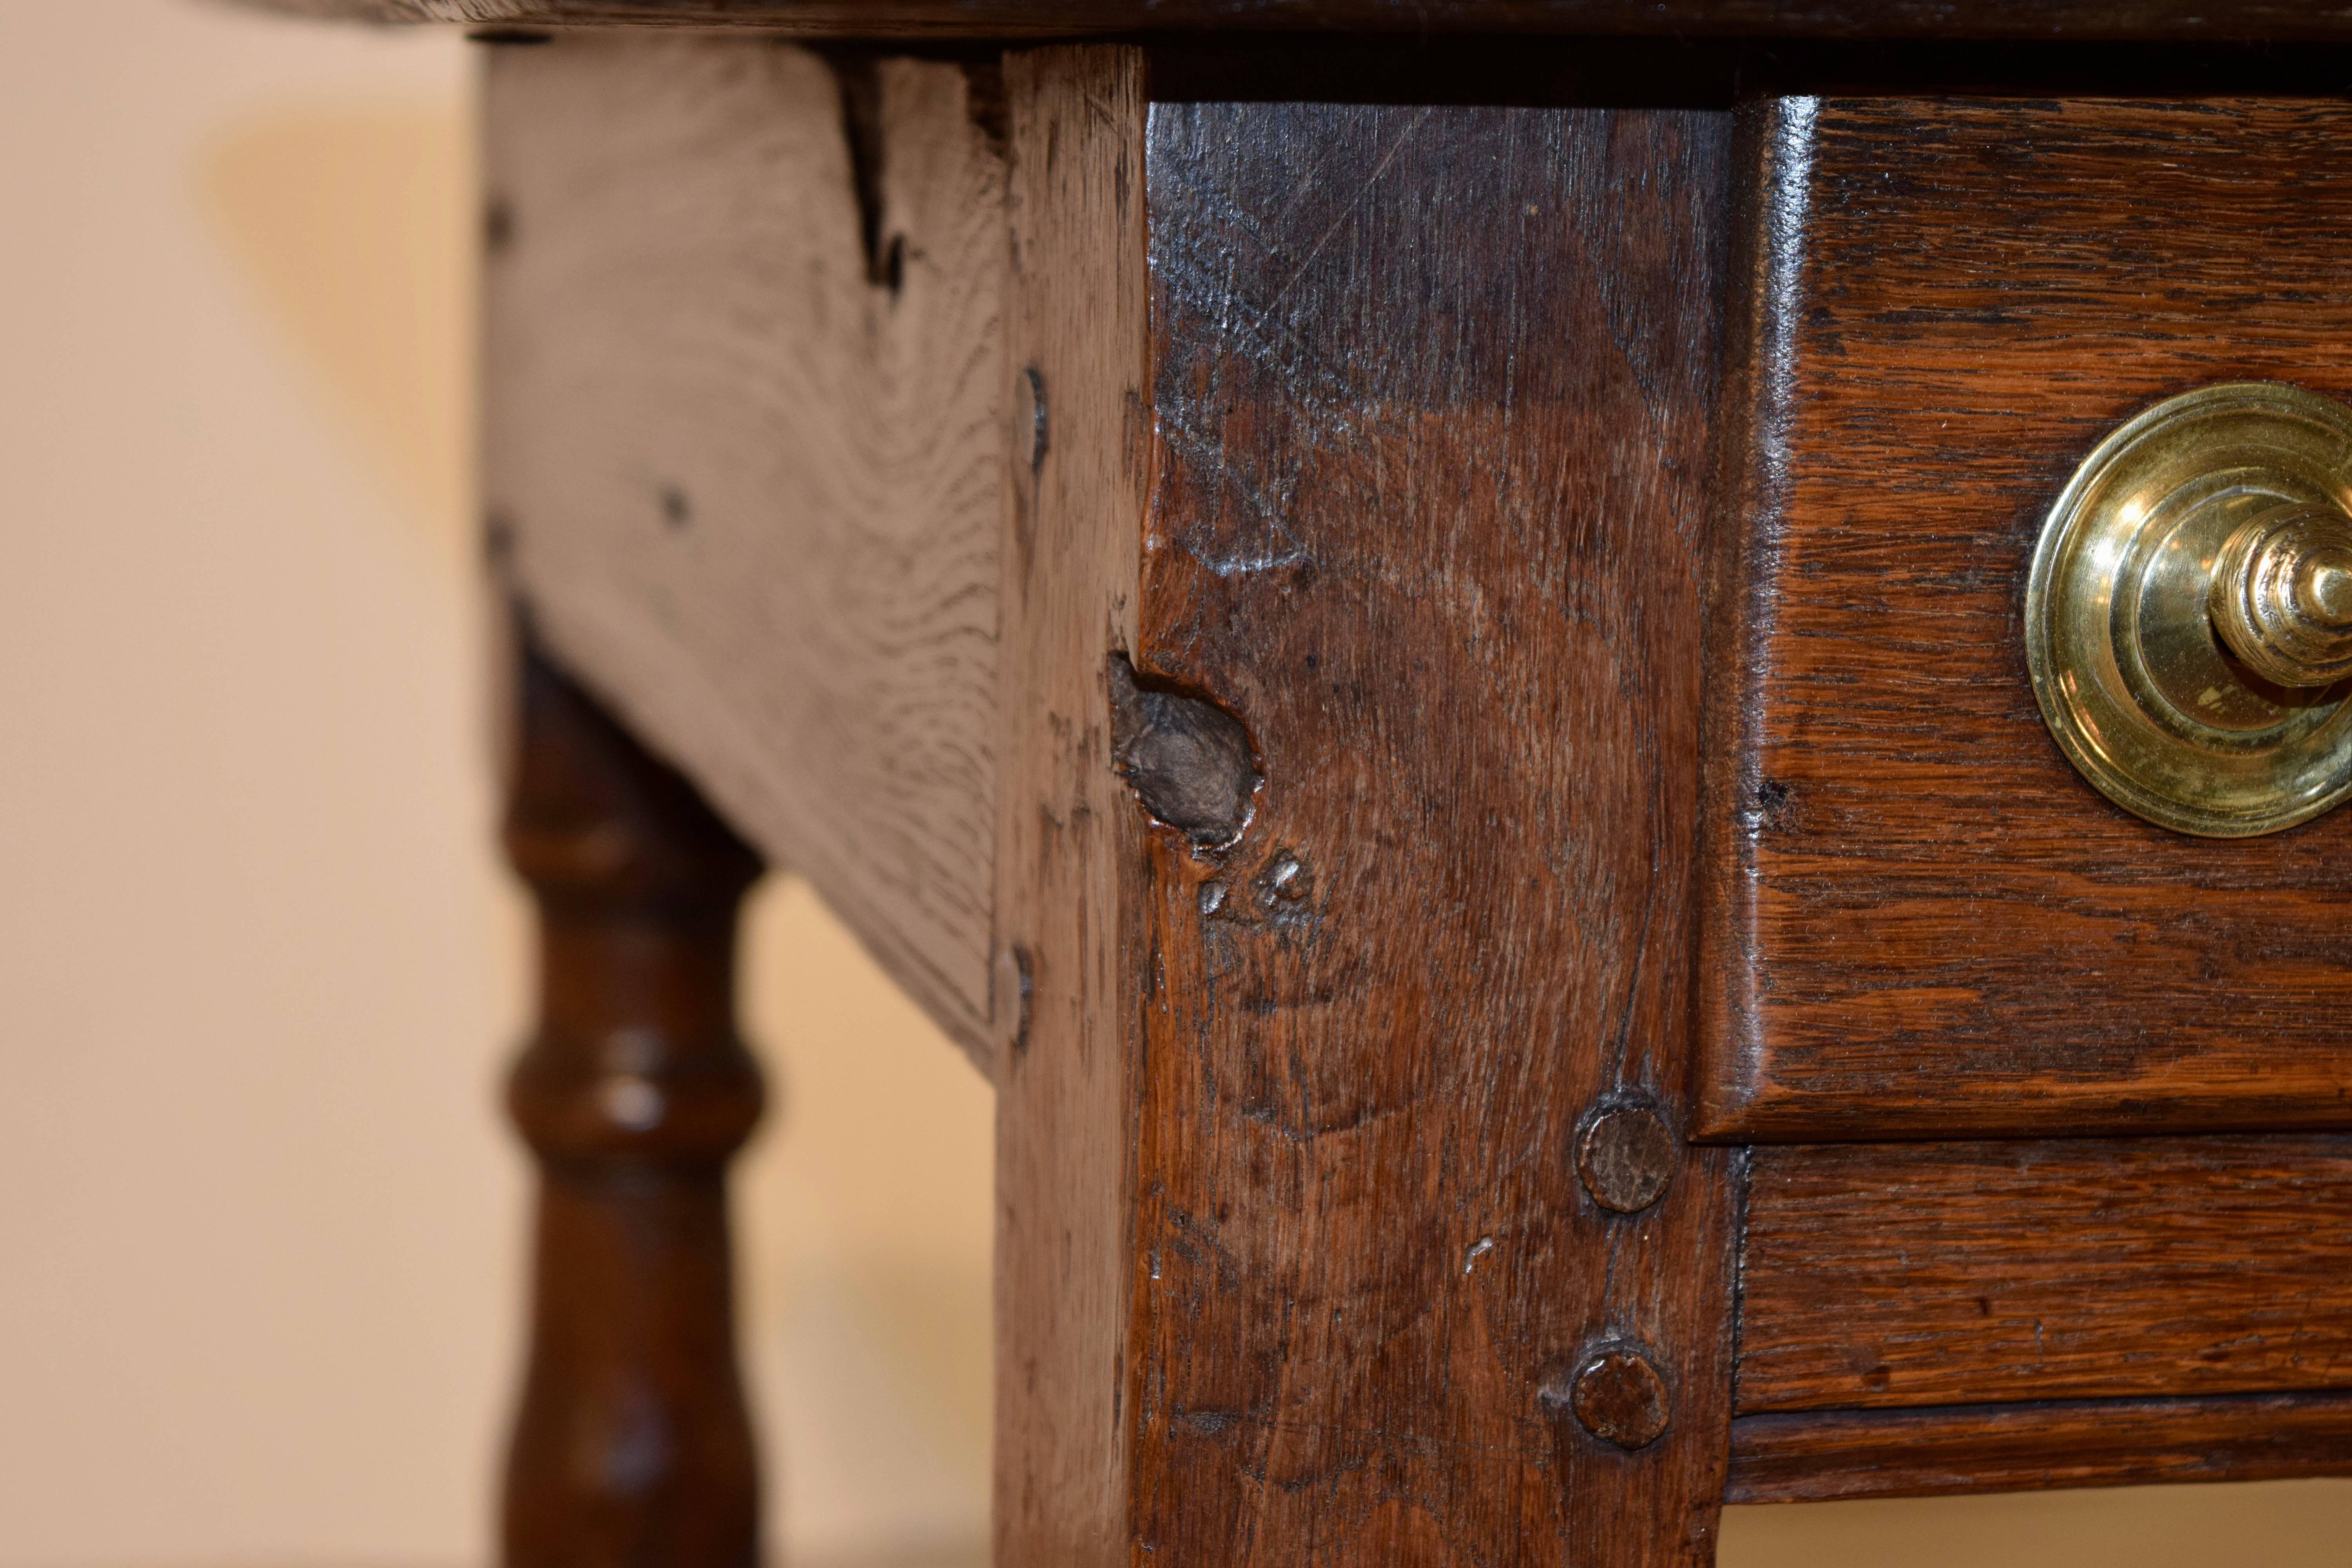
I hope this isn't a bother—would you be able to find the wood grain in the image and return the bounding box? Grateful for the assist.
[1128,99,1740,1564]
[484,34,1007,1070]
[1727,1391,2352,1503]
[1739,1138,2352,1414]
[501,636,766,1568]
[234,0,2352,42]
[1698,96,2352,1140]
[991,44,1150,1568]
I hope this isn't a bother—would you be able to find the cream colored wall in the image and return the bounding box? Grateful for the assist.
[0,5,989,1564]
[0,4,2345,1565]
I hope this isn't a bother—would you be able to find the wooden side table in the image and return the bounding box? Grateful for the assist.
[230,6,2352,1563]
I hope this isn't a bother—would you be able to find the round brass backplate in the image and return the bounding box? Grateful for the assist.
[2027,381,2352,837]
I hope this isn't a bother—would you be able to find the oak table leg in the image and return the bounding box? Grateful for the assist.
[996,47,1740,1566]
[482,36,1735,1562]
[499,639,767,1568]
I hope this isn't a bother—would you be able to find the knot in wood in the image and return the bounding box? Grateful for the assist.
[1576,1104,1675,1214]
[1109,655,1261,851]
[1571,1349,1671,1451]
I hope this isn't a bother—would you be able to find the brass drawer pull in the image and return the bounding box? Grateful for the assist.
[2027,381,2352,837]
[2207,501,2352,690]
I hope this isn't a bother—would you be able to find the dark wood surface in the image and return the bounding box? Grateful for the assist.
[1697,96,2352,1142]
[1127,96,1740,1564]
[1738,1138,2352,1414]
[1727,1391,2352,1503]
[236,0,2352,41]
[501,637,766,1568]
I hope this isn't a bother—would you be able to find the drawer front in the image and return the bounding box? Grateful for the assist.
[1700,96,2352,1139]
[1737,1138,2352,1414]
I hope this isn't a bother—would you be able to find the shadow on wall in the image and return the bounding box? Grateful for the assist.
[203,104,476,570]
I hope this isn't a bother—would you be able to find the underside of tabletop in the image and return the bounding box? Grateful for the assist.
[228,0,2352,41]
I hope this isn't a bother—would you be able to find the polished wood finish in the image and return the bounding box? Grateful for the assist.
[485,34,1009,1071]
[1727,1391,2352,1503]
[1124,96,1740,1564]
[501,638,766,1568]
[1698,95,2352,1142]
[237,0,2352,41]
[1739,1138,2352,1414]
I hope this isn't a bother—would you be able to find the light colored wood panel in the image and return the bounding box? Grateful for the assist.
[483,34,1007,1069]
[991,44,1149,1568]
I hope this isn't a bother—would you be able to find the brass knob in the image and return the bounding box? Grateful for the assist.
[2208,502,2352,689]
[2027,381,2352,837]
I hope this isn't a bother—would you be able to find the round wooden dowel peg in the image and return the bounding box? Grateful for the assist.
[1016,365,1049,472]
[1571,1349,1671,1451]
[1576,1104,1674,1214]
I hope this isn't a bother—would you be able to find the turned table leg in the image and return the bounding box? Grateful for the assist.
[498,637,767,1568]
